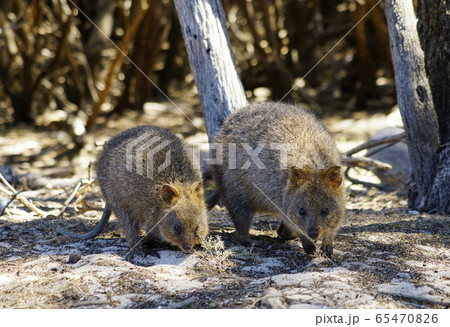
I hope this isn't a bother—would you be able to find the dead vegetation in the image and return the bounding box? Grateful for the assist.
[0,185,448,309]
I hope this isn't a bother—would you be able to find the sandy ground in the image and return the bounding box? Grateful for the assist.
[0,102,448,309]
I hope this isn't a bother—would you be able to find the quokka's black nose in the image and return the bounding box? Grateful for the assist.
[307,228,319,239]
[183,244,192,252]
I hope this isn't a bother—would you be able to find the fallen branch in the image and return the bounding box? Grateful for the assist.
[345,132,405,157]
[167,296,199,309]
[341,133,405,189]
[74,300,113,308]
[0,190,23,216]
[72,179,95,213]
[379,291,450,308]
[341,156,392,170]
[72,160,97,213]
[57,160,97,217]
[0,172,47,218]
[344,167,387,190]
[56,181,82,218]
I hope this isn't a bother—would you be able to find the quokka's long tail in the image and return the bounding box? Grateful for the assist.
[56,206,112,239]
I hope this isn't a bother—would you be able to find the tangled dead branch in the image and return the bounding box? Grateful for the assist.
[342,132,406,188]
[56,160,97,217]
[0,172,47,218]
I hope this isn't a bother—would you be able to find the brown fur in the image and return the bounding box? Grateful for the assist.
[209,102,345,256]
[97,126,208,253]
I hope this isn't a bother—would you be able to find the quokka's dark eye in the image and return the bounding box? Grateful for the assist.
[299,208,307,216]
[173,224,182,235]
[321,208,329,216]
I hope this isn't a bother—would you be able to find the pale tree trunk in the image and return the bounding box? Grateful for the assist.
[174,0,247,141]
[385,0,450,213]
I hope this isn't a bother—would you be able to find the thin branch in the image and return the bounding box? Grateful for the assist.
[167,296,199,309]
[0,173,47,218]
[341,156,392,170]
[0,190,24,216]
[58,161,97,216]
[341,133,405,190]
[345,132,405,157]
[366,142,397,157]
[72,161,97,213]
[74,300,113,308]
[379,291,450,308]
[344,167,387,189]
[56,181,82,217]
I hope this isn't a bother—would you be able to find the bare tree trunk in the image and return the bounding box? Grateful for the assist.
[384,0,441,209]
[417,0,450,142]
[417,0,450,213]
[174,0,247,141]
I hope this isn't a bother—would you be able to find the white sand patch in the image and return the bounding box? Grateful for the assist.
[242,257,284,273]
[375,281,445,304]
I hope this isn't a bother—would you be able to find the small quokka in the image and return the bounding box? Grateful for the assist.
[207,102,345,257]
[58,126,208,254]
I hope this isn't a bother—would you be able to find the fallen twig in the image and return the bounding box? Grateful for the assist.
[57,160,97,216]
[379,291,450,308]
[0,190,24,217]
[71,160,97,213]
[344,167,387,189]
[74,300,114,307]
[345,132,405,157]
[56,181,82,217]
[341,156,392,170]
[341,133,405,189]
[0,172,47,218]
[167,296,199,309]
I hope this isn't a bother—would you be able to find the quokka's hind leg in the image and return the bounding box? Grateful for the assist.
[222,194,254,245]
[114,208,143,254]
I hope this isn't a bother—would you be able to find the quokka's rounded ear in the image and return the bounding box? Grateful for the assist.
[289,166,312,187]
[161,184,180,205]
[190,182,203,197]
[321,166,343,190]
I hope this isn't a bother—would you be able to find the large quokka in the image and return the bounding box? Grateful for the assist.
[58,126,208,254]
[208,102,345,257]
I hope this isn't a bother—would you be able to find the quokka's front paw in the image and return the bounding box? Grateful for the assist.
[300,235,316,255]
[320,236,335,257]
[277,222,297,240]
[320,243,333,258]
